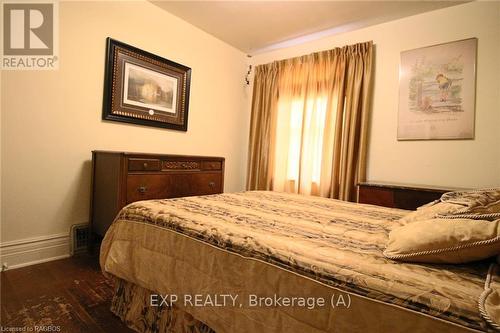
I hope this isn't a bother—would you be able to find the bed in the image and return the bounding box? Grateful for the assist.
[100,191,498,333]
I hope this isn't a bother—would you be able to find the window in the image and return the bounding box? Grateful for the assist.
[275,95,330,193]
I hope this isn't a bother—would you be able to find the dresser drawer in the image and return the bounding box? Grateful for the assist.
[126,173,222,203]
[202,161,222,170]
[128,158,161,171]
[162,160,200,170]
[357,183,450,210]
[358,186,395,207]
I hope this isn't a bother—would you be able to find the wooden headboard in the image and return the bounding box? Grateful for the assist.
[357,182,457,210]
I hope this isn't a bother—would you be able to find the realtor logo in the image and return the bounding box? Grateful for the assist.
[2,1,58,69]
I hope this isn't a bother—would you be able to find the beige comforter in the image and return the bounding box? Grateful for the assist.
[100,191,496,332]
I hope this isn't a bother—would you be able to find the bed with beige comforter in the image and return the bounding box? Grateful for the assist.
[100,191,498,333]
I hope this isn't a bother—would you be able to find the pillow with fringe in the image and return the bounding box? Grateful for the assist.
[438,188,500,220]
[384,218,500,264]
[399,200,463,224]
[399,188,500,224]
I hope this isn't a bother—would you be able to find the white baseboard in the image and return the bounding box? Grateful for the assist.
[0,233,71,270]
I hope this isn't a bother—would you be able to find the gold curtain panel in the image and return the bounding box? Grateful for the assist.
[247,41,373,201]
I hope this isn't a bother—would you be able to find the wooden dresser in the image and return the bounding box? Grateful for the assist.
[357,182,454,210]
[90,151,225,237]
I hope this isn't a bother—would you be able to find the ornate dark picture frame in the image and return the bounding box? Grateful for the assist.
[102,38,191,131]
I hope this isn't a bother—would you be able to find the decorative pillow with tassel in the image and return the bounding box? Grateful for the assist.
[399,188,500,224]
[384,218,500,264]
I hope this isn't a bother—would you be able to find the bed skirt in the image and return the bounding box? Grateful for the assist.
[111,277,216,333]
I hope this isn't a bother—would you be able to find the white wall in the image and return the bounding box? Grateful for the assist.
[1,1,250,265]
[250,1,500,189]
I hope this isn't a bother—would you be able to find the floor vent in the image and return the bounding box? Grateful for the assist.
[71,224,89,255]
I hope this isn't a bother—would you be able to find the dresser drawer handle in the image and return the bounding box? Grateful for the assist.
[137,186,148,194]
[208,182,216,188]
[143,162,148,169]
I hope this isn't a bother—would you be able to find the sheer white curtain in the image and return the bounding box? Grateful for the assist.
[272,52,342,196]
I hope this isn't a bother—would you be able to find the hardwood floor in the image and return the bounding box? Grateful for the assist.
[0,255,134,333]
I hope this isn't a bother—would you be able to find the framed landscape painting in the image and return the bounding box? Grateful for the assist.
[398,38,477,140]
[102,38,191,131]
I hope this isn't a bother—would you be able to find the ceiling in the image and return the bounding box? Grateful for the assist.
[152,1,467,55]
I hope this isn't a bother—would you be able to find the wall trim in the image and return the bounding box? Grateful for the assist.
[0,233,70,270]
